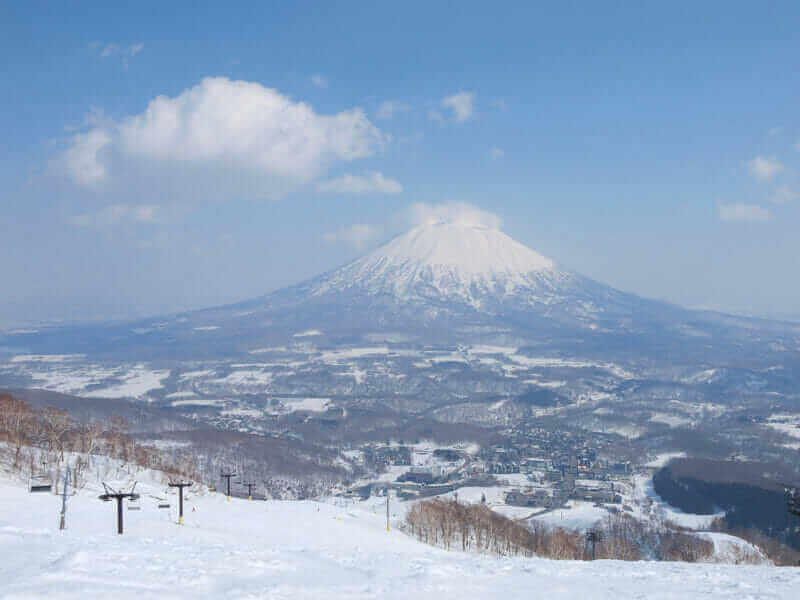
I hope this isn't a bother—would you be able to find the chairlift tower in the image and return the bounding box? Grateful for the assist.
[221,471,236,501]
[168,481,192,525]
[386,489,392,532]
[241,481,256,500]
[585,530,603,560]
[98,482,140,535]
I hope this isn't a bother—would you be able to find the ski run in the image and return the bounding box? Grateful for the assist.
[1,467,799,599]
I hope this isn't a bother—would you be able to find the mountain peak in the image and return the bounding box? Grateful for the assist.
[313,221,563,303]
[365,221,555,276]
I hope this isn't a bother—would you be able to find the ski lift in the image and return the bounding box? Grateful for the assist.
[29,474,52,493]
[128,496,141,511]
[157,501,170,509]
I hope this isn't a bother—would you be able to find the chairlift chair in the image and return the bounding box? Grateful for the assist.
[127,496,141,511]
[29,474,52,493]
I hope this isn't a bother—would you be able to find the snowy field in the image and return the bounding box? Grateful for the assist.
[1,474,799,599]
[632,473,725,530]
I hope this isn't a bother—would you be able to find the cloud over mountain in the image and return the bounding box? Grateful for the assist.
[408,202,502,230]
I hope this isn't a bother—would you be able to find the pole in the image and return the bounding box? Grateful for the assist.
[386,490,390,532]
[98,483,139,535]
[242,481,255,500]
[168,482,192,525]
[116,496,124,534]
[221,472,236,501]
[59,466,70,530]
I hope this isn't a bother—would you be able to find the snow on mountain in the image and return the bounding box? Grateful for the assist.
[313,221,572,305]
[2,470,798,599]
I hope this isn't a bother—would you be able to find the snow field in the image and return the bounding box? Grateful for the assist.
[1,473,799,599]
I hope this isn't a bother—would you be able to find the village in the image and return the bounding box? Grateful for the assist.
[345,424,635,513]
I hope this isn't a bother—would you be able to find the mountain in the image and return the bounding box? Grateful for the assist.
[3,219,800,457]
[313,221,562,303]
[1,219,796,363]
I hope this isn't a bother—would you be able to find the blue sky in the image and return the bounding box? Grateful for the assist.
[2,1,800,326]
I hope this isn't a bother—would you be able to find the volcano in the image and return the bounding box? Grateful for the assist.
[1,220,793,363]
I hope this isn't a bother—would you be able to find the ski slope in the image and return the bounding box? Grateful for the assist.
[1,475,798,599]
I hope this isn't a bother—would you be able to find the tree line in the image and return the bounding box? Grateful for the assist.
[654,459,800,564]
[405,498,744,563]
[0,393,200,490]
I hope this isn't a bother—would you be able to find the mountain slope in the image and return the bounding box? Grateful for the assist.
[2,472,797,599]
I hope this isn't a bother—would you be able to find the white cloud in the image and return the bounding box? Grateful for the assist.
[324,202,501,251]
[61,128,112,186]
[409,202,502,229]
[322,224,384,249]
[67,204,165,228]
[58,77,385,201]
[718,203,772,222]
[310,74,328,88]
[316,172,403,195]
[489,147,505,160]
[770,186,798,205]
[747,156,784,181]
[94,42,144,59]
[440,91,475,123]
[376,100,410,120]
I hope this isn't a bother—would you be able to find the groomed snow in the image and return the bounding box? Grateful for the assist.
[1,473,797,599]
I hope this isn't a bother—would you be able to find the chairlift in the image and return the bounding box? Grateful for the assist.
[128,496,141,511]
[29,474,52,493]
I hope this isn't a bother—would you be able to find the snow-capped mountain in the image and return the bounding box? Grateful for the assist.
[3,218,799,441]
[313,221,566,305]
[1,219,796,363]
[282,220,682,338]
